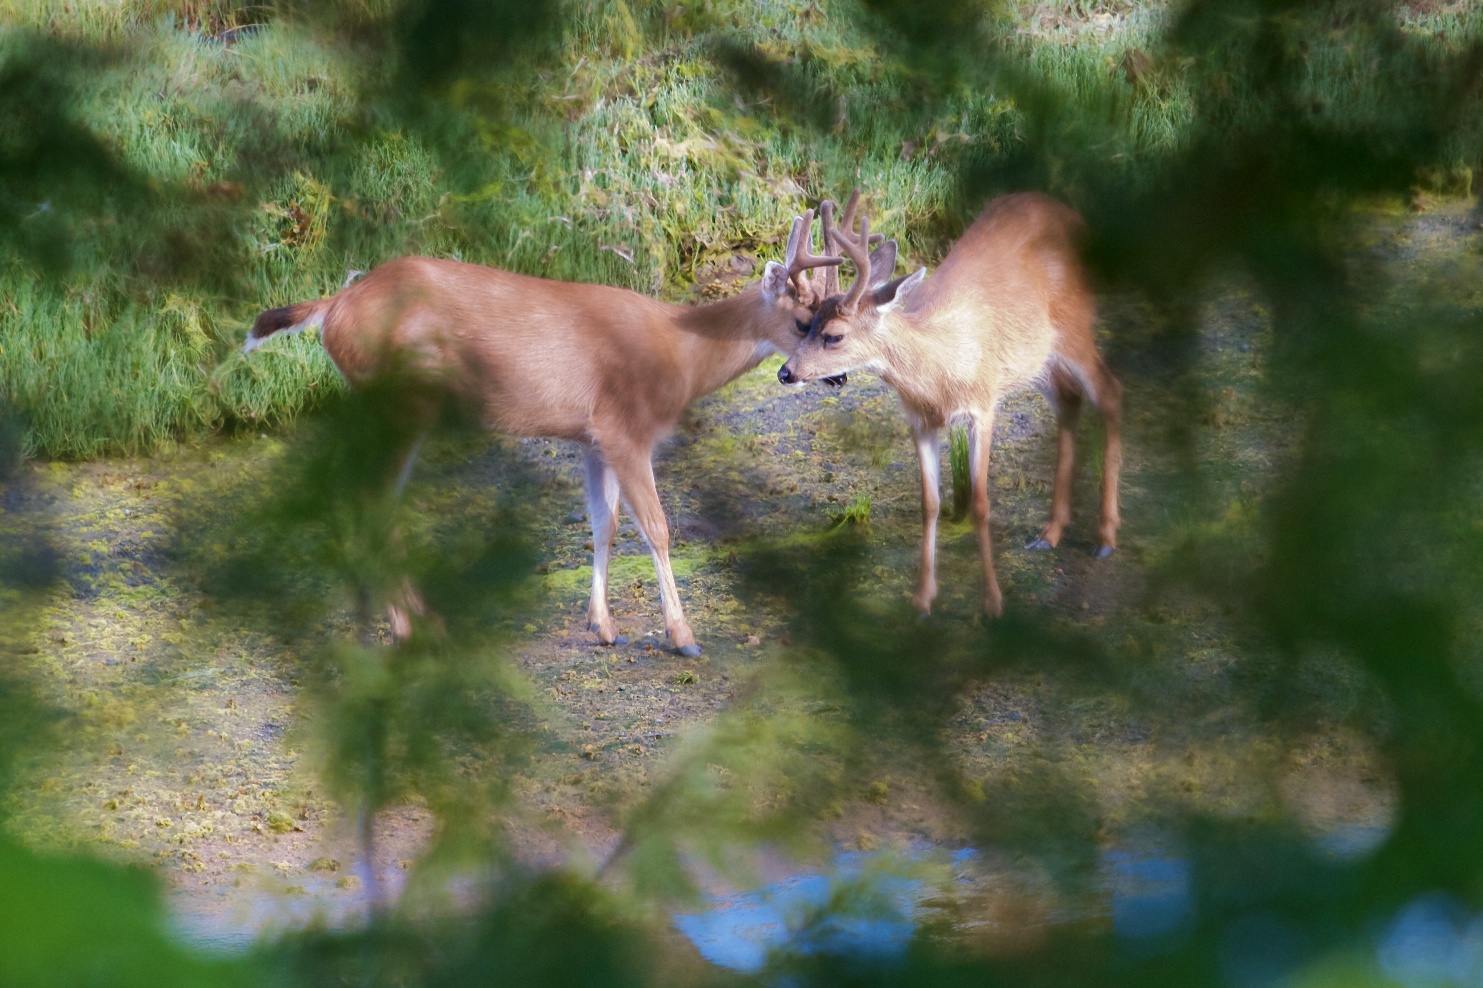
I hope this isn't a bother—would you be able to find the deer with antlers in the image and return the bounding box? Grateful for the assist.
[245,196,897,654]
[778,192,1122,618]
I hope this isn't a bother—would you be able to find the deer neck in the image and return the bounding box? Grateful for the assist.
[670,285,777,401]
[874,311,959,418]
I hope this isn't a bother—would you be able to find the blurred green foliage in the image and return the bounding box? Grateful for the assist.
[0,837,259,988]
[189,377,544,860]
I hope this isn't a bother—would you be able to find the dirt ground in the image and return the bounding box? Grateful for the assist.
[7,203,1468,949]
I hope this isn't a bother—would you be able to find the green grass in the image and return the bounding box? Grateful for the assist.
[541,553,701,594]
[949,426,970,522]
[1,0,1478,458]
[829,492,873,528]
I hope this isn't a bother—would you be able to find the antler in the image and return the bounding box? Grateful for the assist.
[785,208,842,301]
[834,188,886,250]
[821,189,886,299]
[821,197,873,312]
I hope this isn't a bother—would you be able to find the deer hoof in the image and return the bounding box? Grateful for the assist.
[590,619,621,645]
[677,643,703,659]
[1093,545,1115,560]
[1025,537,1054,551]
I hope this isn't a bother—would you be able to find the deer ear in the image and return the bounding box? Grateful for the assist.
[761,260,791,299]
[867,239,898,288]
[875,266,926,314]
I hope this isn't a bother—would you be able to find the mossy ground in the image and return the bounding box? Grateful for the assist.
[9,200,1472,942]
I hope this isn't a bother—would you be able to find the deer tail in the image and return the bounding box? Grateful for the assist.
[243,298,331,354]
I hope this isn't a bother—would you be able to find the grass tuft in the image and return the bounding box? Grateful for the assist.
[829,493,873,528]
[949,426,970,522]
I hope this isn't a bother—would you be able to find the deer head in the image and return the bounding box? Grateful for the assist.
[756,206,842,342]
[756,191,904,381]
[777,192,925,386]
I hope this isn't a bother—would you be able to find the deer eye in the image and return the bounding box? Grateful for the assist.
[794,319,810,335]
[823,332,844,346]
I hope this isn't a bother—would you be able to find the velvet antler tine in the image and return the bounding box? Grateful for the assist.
[785,214,804,266]
[823,197,871,311]
[842,215,871,309]
[787,205,843,298]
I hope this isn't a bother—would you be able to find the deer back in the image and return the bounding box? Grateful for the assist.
[909,192,1095,392]
[319,256,685,441]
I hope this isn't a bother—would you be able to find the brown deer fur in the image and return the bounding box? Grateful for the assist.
[244,214,858,655]
[778,192,1122,617]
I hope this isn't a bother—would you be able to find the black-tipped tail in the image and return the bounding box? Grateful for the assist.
[243,301,323,353]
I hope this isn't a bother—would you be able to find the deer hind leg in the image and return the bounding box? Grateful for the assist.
[968,410,1004,617]
[910,421,942,616]
[1029,367,1083,551]
[387,579,436,642]
[1049,353,1123,558]
[605,443,699,657]
[582,442,626,645]
[385,430,430,643]
[1088,359,1123,557]
[391,433,425,498]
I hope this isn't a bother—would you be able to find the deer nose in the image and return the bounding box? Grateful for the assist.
[778,364,797,385]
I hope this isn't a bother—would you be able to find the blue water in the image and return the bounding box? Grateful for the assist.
[673,849,973,973]
[1104,849,1192,941]
[172,823,1466,986]
[1377,894,1483,988]
[671,844,1203,972]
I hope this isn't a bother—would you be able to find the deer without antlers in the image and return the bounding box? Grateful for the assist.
[244,205,864,655]
[779,192,1123,617]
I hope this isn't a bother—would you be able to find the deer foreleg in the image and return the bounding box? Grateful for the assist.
[969,412,1004,617]
[607,445,699,657]
[910,422,942,616]
[583,443,626,645]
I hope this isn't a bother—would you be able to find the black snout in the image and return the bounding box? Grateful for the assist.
[778,364,798,385]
